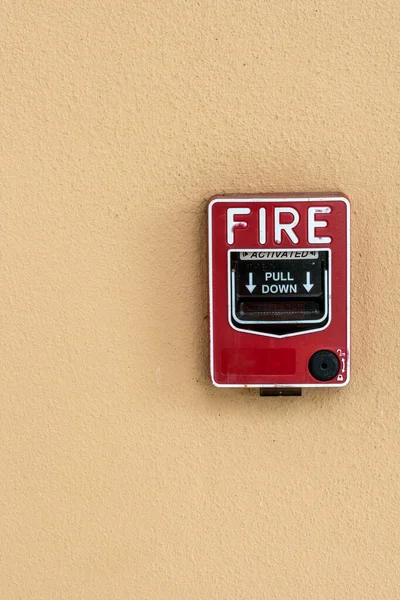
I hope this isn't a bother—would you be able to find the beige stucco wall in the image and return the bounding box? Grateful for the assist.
[1,1,399,598]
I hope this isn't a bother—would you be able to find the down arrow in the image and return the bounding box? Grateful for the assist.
[245,272,256,293]
[303,272,314,293]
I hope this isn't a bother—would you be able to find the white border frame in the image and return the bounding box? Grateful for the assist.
[208,196,351,388]
[229,248,330,329]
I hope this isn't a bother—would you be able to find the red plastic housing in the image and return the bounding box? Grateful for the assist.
[208,193,350,388]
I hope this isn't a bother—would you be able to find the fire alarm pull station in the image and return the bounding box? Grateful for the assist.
[208,193,350,395]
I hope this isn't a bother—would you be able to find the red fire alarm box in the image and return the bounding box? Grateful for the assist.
[208,193,350,393]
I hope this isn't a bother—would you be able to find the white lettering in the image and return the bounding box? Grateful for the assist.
[227,208,250,245]
[262,284,298,294]
[265,272,294,282]
[308,207,332,244]
[227,205,332,246]
[274,208,300,244]
[259,207,266,244]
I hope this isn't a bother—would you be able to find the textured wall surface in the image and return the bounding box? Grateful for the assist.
[1,1,400,598]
